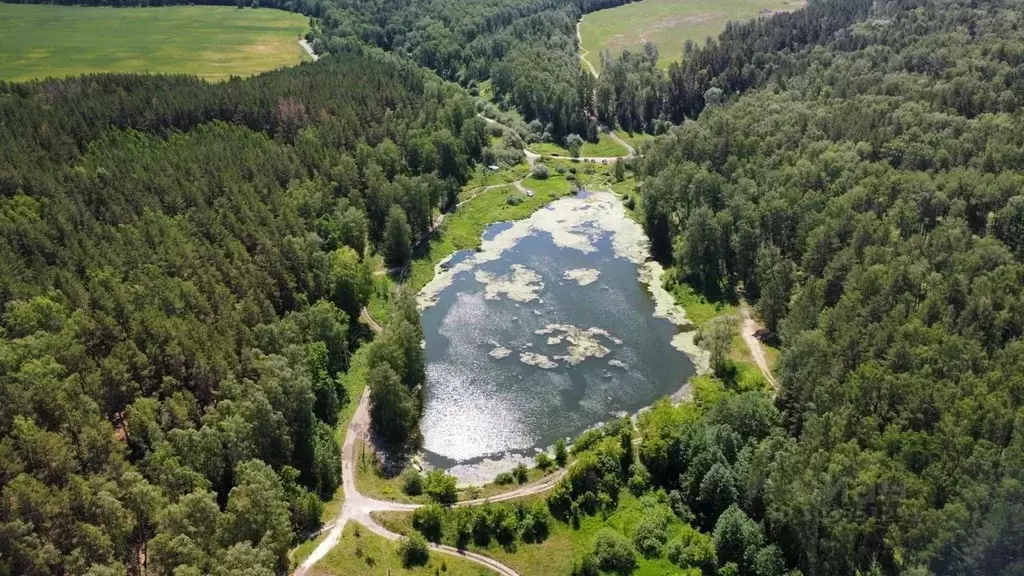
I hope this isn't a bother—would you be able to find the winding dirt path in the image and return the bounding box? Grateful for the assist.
[577,21,599,77]
[295,308,554,576]
[478,114,633,163]
[358,307,383,334]
[739,303,778,390]
[298,38,319,62]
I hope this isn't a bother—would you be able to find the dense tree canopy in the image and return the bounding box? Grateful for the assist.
[0,48,478,575]
[636,0,1024,573]
[2,0,1024,573]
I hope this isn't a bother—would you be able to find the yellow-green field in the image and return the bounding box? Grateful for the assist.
[579,0,804,72]
[0,3,310,82]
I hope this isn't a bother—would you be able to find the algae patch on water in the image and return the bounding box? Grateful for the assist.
[475,264,544,302]
[489,346,512,359]
[519,351,558,369]
[563,268,600,286]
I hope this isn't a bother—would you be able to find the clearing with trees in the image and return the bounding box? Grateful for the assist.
[0,4,309,81]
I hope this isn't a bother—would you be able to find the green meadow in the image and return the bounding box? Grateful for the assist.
[0,3,310,82]
[579,0,804,72]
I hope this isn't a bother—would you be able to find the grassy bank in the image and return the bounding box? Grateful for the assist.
[527,133,629,157]
[375,491,693,576]
[0,4,309,82]
[314,522,495,575]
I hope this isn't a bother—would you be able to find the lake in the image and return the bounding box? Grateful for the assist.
[417,190,707,483]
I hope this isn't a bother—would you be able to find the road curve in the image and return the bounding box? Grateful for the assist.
[577,21,599,78]
[478,114,633,163]
[294,311,535,576]
[458,469,566,506]
[299,38,319,62]
[739,303,778,391]
[358,307,383,334]
[360,514,520,576]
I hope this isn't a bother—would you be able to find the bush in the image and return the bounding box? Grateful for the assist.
[513,464,529,484]
[546,480,573,520]
[424,469,458,505]
[554,439,568,467]
[668,490,695,523]
[519,502,552,543]
[453,512,472,549]
[631,510,670,558]
[535,452,554,471]
[571,554,600,576]
[623,195,636,210]
[412,504,444,542]
[628,462,650,496]
[592,529,638,575]
[494,471,514,485]
[472,507,492,546]
[566,133,584,158]
[399,534,429,567]
[402,469,423,496]
[506,195,523,206]
[531,164,549,179]
[496,513,519,550]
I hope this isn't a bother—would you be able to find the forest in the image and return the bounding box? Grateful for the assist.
[0,47,489,575]
[634,0,1024,573]
[1,0,1023,573]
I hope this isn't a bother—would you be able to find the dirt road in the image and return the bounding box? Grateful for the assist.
[298,38,319,62]
[294,309,550,576]
[577,21,599,77]
[739,303,778,390]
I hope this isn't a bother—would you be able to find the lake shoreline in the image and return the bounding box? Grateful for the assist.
[416,189,709,485]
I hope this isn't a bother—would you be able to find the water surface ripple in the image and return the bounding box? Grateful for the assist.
[419,192,698,482]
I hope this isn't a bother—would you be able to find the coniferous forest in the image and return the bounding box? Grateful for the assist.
[1,0,1023,574]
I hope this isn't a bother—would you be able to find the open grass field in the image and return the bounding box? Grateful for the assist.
[527,132,629,157]
[376,491,696,576]
[0,3,310,82]
[579,0,804,73]
[310,522,495,576]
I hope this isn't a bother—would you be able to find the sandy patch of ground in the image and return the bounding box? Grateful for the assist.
[446,452,539,487]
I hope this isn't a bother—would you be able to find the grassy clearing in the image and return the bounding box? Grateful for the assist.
[665,274,781,380]
[291,529,330,567]
[526,133,628,157]
[579,0,804,72]
[613,129,655,151]
[403,175,573,293]
[462,166,531,201]
[312,522,494,576]
[375,492,692,576]
[354,439,426,505]
[583,135,631,157]
[0,4,309,82]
